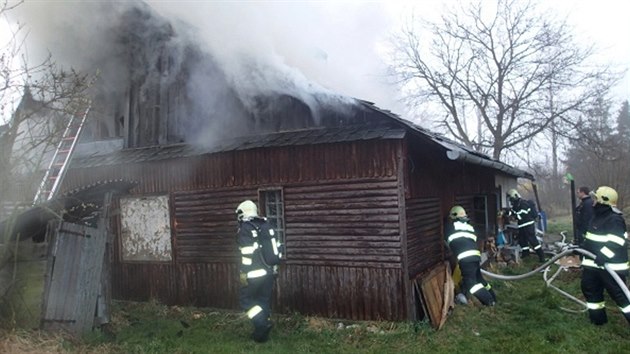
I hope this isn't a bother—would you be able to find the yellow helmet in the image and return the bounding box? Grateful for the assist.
[593,186,618,206]
[507,189,520,199]
[236,200,258,221]
[449,205,467,220]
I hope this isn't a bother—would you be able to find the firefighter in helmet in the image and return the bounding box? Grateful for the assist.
[506,189,546,262]
[445,205,496,306]
[236,200,283,342]
[580,186,630,326]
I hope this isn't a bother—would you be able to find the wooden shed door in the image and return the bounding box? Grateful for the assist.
[40,221,106,335]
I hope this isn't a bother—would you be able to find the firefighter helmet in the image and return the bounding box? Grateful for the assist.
[593,186,618,207]
[449,205,467,220]
[507,189,520,200]
[236,200,258,221]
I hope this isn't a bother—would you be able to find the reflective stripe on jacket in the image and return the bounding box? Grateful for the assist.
[238,217,281,278]
[582,207,628,272]
[445,220,480,262]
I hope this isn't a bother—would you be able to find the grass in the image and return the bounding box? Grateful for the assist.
[2,214,630,353]
[3,257,630,353]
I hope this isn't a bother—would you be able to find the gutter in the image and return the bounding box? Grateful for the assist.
[445,147,534,180]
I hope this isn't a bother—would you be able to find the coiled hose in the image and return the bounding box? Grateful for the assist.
[480,247,630,313]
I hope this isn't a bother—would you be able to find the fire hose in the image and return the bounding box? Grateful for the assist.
[481,247,630,313]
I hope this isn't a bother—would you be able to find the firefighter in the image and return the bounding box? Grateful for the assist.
[236,200,283,342]
[445,205,496,306]
[507,189,546,262]
[574,186,594,246]
[580,186,630,326]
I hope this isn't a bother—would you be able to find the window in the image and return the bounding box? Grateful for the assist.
[259,188,285,246]
[472,195,489,238]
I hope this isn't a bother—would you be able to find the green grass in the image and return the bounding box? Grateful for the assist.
[60,258,630,354]
[545,213,573,236]
[3,223,630,353]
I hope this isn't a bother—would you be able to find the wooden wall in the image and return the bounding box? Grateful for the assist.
[405,197,443,279]
[280,178,405,320]
[64,139,412,320]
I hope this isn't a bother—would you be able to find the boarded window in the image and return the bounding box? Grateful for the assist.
[259,189,285,246]
[120,195,172,261]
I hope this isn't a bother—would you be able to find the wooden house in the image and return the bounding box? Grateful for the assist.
[62,99,531,323]
[15,2,532,325]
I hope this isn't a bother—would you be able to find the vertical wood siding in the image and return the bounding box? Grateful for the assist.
[41,222,106,335]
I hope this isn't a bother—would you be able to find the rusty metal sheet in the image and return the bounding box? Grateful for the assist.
[120,195,172,261]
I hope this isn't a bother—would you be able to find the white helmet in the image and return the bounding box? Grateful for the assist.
[507,189,520,200]
[449,205,467,221]
[236,200,258,221]
[593,186,618,207]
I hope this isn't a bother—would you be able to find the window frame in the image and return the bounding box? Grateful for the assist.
[258,187,285,246]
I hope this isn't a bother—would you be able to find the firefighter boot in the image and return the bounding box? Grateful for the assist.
[252,316,272,343]
[474,289,495,306]
[588,308,608,326]
[536,248,546,263]
[488,288,497,303]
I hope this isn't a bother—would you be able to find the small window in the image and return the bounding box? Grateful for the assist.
[259,188,285,246]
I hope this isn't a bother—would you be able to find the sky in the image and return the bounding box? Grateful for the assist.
[1,0,629,126]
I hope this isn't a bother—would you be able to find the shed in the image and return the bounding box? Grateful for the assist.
[0,180,136,334]
[61,100,531,322]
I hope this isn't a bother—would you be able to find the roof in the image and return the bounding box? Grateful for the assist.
[70,100,532,180]
[71,124,406,168]
[356,100,534,180]
[0,179,137,241]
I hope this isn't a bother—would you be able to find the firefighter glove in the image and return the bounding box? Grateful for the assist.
[594,255,606,266]
[239,272,248,286]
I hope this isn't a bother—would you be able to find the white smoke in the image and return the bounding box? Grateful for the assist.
[8,1,407,124]
[148,1,405,113]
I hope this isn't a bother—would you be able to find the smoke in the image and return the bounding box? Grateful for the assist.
[148,1,404,109]
[8,1,405,145]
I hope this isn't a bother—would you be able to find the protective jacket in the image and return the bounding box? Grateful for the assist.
[445,219,495,306]
[237,216,283,343]
[238,217,283,280]
[509,198,538,228]
[445,220,481,263]
[582,205,628,273]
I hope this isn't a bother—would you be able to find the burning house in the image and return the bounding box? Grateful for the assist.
[6,1,532,326]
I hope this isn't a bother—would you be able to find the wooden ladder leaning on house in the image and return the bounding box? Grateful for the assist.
[32,105,91,205]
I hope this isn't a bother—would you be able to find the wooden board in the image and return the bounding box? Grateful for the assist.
[419,262,453,329]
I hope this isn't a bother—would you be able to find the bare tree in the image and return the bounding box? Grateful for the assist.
[564,99,630,209]
[1,0,94,210]
[388,0,619,160]
[0,0,95,319]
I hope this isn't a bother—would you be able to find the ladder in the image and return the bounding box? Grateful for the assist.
[33,106,91,205]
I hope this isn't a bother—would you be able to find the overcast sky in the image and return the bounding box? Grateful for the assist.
[1,0,629,124]
[150,0,629,116]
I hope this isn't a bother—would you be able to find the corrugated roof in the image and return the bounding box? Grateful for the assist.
[0,179,137,241]
[71,124,406,169]
[70,99,532,180]
[356,100,534,180]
